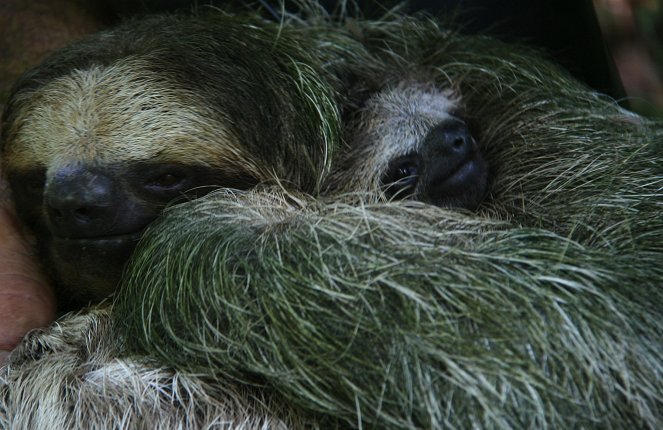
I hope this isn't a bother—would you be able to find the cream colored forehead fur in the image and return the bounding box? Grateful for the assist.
[344,83,459,191]
[6,58,266,178]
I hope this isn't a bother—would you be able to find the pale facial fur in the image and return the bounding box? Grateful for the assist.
[333,82,460,192]
[4,60,266,179]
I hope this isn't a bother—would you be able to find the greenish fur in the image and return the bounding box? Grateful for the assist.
[334,16,662,248]
[113,14,663,429]
[1,12,352,193]
[0,11,372,301]
[116,188,662,429]
[1,7,661,430]
[1,306,322,429]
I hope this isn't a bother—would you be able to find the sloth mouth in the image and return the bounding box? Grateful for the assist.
[44,232,144,306]
[441,157,481,186]
[50,232,143,266]
[424,151,488,210]
[432,154,483,190]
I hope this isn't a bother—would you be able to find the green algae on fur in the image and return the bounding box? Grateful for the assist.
[114,14,663,429]
[116,188,663,429]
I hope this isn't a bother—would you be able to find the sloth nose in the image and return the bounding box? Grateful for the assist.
[423,120,474,165]
[421,120,476,184]
[45,167,118,238]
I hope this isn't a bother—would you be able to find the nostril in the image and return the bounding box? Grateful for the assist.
[422,119,474,160]
[44,166,119,237]
[452,135,466,150]
[47,203,102,227]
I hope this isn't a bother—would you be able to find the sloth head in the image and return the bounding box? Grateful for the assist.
[331,83,488,210]
[0,15,339,308]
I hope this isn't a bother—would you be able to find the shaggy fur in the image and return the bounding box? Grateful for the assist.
[114,189,662,429]
[1,7,662,430]
[334,16,663,249]
[114,15,663,430]
[0,305,321,429]
[1,13,345,186]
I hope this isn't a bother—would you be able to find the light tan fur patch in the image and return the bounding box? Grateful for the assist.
[337,82,459,192]
[4,59,267,179]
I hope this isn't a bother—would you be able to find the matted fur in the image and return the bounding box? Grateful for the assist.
[115,189,662,429]
[0,10,367,303]
[1,12,350,192]
[1,7,662,430]
[333,16,662,248]
[115,14,662,430]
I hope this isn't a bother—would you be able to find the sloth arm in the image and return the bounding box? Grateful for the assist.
[0,206,56,365]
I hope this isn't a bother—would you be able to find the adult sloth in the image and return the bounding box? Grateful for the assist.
[0,12,346,308]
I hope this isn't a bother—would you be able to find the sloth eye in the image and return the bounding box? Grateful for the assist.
[394,164,418,181]
[381,154,420,198]
[141,165,191,194]
[149,172,182,188]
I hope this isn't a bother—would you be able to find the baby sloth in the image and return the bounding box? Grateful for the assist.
[331,83,488,210]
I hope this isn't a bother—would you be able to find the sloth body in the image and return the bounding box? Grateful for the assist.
[2,8,663,430]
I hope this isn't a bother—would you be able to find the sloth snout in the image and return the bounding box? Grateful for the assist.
[45,167,118,238]
[423,120,475,168]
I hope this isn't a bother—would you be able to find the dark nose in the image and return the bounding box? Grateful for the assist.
[45,166,119,238]
[422,120,474,170]
[417,119,488,210]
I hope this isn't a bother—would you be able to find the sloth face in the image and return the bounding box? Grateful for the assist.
[0,15,339,308]
[336,83,488,210]
[2,62,263,306]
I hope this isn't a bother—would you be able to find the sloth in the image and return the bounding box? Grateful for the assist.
[328,82,488,209]
[0,13,346,308]
[2,8,663,430]
[0,13,489,310]
[112,13,663,430]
